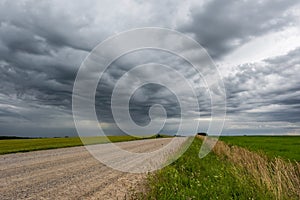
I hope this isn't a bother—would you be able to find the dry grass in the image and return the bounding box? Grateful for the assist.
[212,139,300,199]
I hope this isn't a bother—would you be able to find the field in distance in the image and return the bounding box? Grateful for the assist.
[0,135,168,155]
[220,136,300,161]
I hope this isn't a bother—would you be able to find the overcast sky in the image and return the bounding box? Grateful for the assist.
[1,0,300,137]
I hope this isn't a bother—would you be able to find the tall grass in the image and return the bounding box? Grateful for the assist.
[213,140,300,199]
[140,138,274,199]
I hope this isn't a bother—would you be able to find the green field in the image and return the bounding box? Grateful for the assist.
[141,138,274,199]
[220,136,300,161]
[0,136,147,154]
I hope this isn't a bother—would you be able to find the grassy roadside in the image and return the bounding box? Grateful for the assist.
[220,136,300,161]
[214,140,300,199]
[140,137,274,199]
[0,135,167,155]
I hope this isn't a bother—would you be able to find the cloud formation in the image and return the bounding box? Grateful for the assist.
[0,0,299,136]
[181,0,299,58]
[223,47,300,134]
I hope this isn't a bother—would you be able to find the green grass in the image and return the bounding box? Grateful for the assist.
[0,135,153,155]
[220,136,300,161]
[142,138,274,199]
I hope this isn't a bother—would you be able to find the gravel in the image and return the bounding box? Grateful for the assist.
[0,137,188,200]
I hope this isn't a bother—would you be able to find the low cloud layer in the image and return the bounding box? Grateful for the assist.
[223,47,300,135]
[0,0,300,136]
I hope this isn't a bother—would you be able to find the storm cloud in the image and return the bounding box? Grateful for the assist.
[0,0,300,136]
[181,0,299,59]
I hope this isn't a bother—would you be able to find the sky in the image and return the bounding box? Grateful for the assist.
[0,0,300,137]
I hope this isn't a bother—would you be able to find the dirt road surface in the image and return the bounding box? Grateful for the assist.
[0,138,187,200]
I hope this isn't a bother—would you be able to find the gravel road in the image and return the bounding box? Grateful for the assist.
[0,137,188,200]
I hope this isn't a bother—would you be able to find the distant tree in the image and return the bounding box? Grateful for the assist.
[197,132,207,136]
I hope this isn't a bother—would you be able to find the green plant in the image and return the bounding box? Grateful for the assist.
[142,138,274,199]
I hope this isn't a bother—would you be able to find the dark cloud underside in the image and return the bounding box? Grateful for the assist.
[0,0,299,136]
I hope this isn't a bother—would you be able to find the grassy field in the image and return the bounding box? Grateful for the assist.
[141,138,274,199]
[220,136,300,161]
[0,135,154,154]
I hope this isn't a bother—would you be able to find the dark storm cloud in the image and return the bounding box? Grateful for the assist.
[95,50,212,132]
[0,1,96,52]
[224,47,300,124]
[180,0,299,58]
[0,0,299,136]
[0,0,184,136]
[0,49,83,109]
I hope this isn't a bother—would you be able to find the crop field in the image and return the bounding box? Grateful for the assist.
[220,136,300,161]
[0,135,146,154]
[140,136,300,199]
